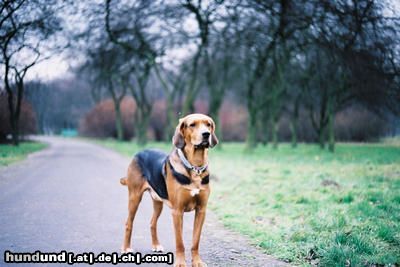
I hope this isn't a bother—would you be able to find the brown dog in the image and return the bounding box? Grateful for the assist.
[120,113,218,267]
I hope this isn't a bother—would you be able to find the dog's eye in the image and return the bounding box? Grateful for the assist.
[189,123,196,127]
[206,123,211,127]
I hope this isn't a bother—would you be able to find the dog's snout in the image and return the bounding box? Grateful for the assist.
[202,132,210,139]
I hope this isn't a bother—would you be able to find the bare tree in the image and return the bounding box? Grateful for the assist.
[105,0,161,145]
[204,14,237,147]
[0,0,63,145]
[303,0,400,152]
[177,0,224,115]
[234,0,312,149]
[161,6,234,142]
[83,42,128,141]
[64,0,399,147]
[153,63,187,141]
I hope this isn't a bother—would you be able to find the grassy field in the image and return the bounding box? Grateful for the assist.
[98,139,400,266]
[0,142,47,166]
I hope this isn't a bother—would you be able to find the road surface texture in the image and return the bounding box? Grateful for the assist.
[0,137,288,267]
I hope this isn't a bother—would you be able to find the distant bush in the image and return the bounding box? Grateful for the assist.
[0,92,37,142]
[278,106,391,142]
[219,101,247,141]
[278,111,317,143]
[194,99,208,114]
[150,100,167,141]
[79,98,135,140]
[80,98,390,143]
[335,107,390,141]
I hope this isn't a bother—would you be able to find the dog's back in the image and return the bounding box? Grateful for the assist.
[134,149,168,199]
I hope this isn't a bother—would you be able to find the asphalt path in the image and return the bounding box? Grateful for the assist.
[0,137,287,267]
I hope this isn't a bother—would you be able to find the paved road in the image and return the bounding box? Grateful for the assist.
[0,137,287,267]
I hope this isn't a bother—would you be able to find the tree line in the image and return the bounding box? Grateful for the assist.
[1,0,399,151]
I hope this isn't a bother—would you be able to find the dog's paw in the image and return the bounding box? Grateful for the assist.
[192,259,207,267]
[151,244,164,252]
[174,258,187,267]
[121,247,133,254]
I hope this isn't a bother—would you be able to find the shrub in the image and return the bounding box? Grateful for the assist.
[219,101,247,141]
[335,107,390,141]
[0,92,37,142]
[277,106,390,143]
[79,98,136,140]
[150,100,167,141]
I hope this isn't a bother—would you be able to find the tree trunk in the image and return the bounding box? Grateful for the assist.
[246,108,257,150]
[165,96,176,142]
[182,48,202,116]
[135,111,150,146]
[114,102,123,141]
[261,117,269,146]
[136,123,147,146]
[245,74,258,150]
[328,104,335,152]
[108,78,126,141]
[6,93,19,146]
[318,127,326,149]
[10,115,19,145]
[182,87,197,115]
[291,94,300,148]
[5,70,24,146]
[7,83,24,146]
[290,120,297,148]
[209,97,223,149]
[271,117,279,150]
[153,63,176,141]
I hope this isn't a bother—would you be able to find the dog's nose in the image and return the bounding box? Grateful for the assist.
[202,132,210,139]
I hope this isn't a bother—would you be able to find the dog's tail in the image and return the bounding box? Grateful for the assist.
[120,177,127,186]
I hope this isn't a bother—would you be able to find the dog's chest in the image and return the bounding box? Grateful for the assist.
[183,198,197,212]
[182,185,210,212]
[182,191,207,212]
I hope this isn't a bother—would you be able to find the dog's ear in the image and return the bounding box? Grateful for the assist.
[210,119,219,148]
[172,118,185,149]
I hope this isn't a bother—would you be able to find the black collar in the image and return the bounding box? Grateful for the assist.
[167,159,209,185]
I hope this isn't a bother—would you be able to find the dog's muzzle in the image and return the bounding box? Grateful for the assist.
[196,132,210,148]
[196,140,210,149]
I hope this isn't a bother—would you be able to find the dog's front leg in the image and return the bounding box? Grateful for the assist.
[172,208,186,267]
[191,205,207,267]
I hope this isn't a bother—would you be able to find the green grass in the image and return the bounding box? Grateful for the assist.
[382,136,400,147]
[97,139,400,266]
[0,141,47,166]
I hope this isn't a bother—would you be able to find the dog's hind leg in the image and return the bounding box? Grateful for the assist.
[150,199,164,252]
[122,188,144,253]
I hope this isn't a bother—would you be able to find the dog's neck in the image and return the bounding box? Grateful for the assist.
[182,146,208,167]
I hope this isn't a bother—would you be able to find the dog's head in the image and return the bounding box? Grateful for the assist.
[172,113,219,149]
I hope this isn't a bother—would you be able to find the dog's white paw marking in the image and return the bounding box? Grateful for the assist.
[192,262,207,267]
[121,247,133,254]
[190,189,200,196]
[152,245,164,252]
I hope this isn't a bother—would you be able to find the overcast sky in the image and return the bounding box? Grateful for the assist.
[26,0,400,82]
